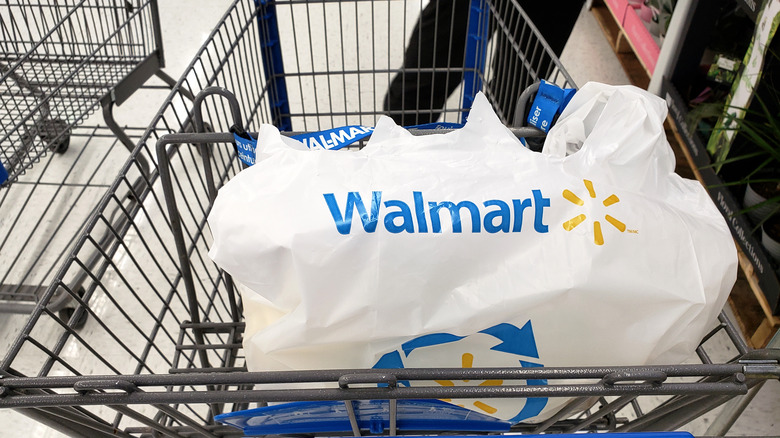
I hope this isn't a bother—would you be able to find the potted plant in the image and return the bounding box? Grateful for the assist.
[739,100,780,262]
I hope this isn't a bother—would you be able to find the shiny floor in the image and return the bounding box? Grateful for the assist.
[0,1,777,437]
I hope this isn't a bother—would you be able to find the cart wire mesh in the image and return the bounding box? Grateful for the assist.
[0,0,777,437]
[0,126,146,315]
[0,0,170,320]
[0,0,163,186]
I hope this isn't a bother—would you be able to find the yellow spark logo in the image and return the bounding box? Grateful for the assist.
[435,353,502,414]
[562,179,626,245]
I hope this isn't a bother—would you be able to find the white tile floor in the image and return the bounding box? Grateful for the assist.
[0,1,777,437]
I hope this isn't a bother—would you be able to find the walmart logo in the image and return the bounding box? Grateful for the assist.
[373,321,547,423]
[434,352,506,415]
[562,179,633,245]
[322,182,635,244]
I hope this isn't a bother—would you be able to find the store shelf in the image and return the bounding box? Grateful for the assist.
[622,3,661,73]
[591,0,661,88]
[663,78,780,348]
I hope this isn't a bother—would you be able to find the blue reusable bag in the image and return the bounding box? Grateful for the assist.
[215,399,511,436]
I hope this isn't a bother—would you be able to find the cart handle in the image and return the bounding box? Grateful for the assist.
[603,370,668,386]
[74,379,138,394]
[192,86,244,136]
[339,373,398,389]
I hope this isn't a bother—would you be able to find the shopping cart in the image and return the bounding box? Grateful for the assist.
[0,0,777,437]
[0,0,186,323]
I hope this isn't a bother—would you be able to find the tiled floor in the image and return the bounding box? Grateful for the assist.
[0,1,777,437]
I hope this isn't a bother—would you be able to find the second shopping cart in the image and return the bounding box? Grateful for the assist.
[0,0,188,322]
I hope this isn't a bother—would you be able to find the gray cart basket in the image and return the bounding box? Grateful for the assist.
[0,0,169,184]
[0,0,778,437]
[0,0,183,320]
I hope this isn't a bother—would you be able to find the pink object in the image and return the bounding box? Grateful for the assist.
[605,0,629,24]
[623,7,661,73]
[637,4,656,22]
[690,87,713,105]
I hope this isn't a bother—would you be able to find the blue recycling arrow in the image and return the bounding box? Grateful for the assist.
[401,333,466,357]
[479,321,539,359]
[372,320,547,423]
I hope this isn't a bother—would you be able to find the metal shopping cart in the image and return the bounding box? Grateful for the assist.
[0,0,186,323]
[0,0,778,437]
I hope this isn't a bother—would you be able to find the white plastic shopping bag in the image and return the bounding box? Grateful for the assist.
[207,83,737,423]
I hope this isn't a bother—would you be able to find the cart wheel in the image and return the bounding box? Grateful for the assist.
[51,135,70,154]
[38,118,71,154]
[20,129,34,149]
[58,287,88,330]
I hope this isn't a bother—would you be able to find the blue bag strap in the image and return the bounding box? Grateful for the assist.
[231,125,375,167]
[406,122,464,130]
[292,125,375,150]
[232,126,258,167]
[526,80,576,133]
[234,123,466,167]
[292,122,464,150]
